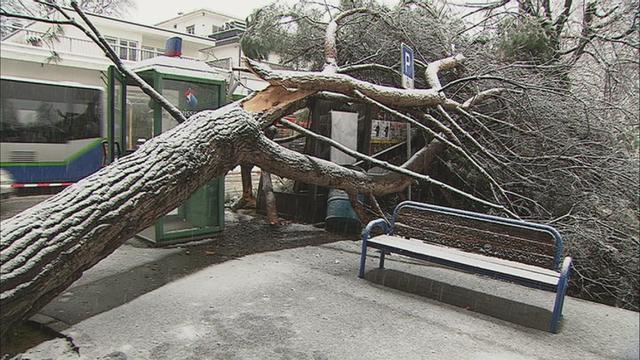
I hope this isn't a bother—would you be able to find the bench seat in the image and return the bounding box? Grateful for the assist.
[367,235,560,291]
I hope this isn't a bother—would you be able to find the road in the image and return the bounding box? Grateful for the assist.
[18,230,640,360]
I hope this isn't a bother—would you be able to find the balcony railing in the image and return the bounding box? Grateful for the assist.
[1,24,196,62]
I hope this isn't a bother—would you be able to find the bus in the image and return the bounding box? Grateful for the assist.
[0,77,105,190]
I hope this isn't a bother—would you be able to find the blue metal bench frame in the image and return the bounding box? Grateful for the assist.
[358,201,572,333]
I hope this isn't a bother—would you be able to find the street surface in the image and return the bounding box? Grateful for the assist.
[11,212,640,360]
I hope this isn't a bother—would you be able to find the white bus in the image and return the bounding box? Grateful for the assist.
[0,77,105,189]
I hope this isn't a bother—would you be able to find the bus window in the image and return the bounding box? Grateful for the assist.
[0,79,101,143]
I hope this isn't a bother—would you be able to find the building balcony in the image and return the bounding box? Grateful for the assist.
[1,24,198,69]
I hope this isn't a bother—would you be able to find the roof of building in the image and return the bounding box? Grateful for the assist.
[155,8,243,27]
[130,55,228,81]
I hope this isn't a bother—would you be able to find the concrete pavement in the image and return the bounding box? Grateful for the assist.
[16,213,640,360]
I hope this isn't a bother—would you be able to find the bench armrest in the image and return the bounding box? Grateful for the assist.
[361,218,391,240]
[359,218,391,279]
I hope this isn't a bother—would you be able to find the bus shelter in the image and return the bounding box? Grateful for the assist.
[107,57,227,245]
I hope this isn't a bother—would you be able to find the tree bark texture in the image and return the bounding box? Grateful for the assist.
[260,171,279,225]
[0,104,258,336]
[0,96,444,336]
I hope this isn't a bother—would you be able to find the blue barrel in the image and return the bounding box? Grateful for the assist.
[164,37,182,57]
[325,188,361,234]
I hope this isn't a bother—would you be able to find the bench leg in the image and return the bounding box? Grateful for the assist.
[550,257,572,333]
[379,251,385,269]
[359,237,367,278]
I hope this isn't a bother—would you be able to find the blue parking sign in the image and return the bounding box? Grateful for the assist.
[401,43,414,89]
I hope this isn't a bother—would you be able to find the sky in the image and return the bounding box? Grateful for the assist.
[129,0,283,25]
[129,0,407,25]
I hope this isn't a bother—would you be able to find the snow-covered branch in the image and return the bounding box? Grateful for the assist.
[247,59,445,107]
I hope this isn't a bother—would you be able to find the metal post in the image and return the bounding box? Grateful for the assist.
[407,124,411,200]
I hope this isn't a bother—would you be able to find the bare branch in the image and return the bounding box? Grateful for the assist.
[274,119,514,214]
[68,2,188,124]
[426,54,466,89]
[324,7,376,71]
[337,63,402,78]
[461,88,508,109]
[247,59,445,108]
[0,10,74,25]
[275,133,306,144]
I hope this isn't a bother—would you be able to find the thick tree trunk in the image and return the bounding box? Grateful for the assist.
[0,103,257,336]
[0,98,442,337]
[0,5,517,339]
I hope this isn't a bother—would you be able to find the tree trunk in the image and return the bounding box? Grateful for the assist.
[231,165,257,210]
[0,99,442,337]
[260,171,279,225]
[0,104,255,336]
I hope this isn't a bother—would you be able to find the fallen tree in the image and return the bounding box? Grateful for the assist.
[1,0,638,337]
[0,3,509,336]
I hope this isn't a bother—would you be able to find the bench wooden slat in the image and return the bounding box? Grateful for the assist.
[398,208,557,245]
[396,217,555,253]
[368,235,560,289]
[395,222,555,268]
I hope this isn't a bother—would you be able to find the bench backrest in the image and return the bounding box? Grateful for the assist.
[390,201,563,270]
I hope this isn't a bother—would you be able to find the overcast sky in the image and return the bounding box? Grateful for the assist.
[129,0,410,25]
[129,0,284,25]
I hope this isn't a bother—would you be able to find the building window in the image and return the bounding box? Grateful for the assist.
[119,39,139,61]
[105,37,139,61]
[141,46,165,60]
[105,36,117,50]
[186,25,195,34]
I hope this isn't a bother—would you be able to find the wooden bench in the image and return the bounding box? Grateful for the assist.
[358,201,572,333]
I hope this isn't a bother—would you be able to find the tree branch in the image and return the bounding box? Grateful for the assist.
[324,7,380,71]
[260,122,512,213]
[0,10,74,26]
[247,59,445,108]
[68,2,188,123]
[426,54,466,89]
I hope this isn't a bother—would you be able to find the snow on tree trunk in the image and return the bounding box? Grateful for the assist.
[0,94,442,336]
[0,104,258,337]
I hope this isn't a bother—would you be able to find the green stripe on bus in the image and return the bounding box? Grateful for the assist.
[0,138,104,167]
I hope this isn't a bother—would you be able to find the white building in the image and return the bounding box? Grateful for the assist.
[154,8,265,94]
[1,7,265,96]
[0,8,267,187]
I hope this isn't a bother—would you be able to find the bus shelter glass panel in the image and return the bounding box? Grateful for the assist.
[107,67,125,163]
[106,66,226,245]
[160,79,220,132]
[125,85,154,152]
[158,77,224,241]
